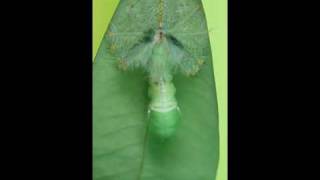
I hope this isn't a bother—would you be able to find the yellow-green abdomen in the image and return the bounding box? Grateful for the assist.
[148,80,180,138]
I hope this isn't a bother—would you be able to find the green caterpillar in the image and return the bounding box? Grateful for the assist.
[148,80,180,138]
[106,0,208,138]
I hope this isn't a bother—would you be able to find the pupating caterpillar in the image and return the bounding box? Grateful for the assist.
[106,0,209,138]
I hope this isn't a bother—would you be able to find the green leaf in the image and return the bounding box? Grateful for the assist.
[93,0,219,179]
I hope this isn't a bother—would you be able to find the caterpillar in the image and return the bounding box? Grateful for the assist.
[105,0,208,138]
[148,80,180,138]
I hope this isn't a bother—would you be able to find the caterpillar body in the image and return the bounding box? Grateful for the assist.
[148,80,180,138]
[105,0,208,138]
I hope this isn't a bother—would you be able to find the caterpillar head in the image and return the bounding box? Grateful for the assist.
[149,107,180,139]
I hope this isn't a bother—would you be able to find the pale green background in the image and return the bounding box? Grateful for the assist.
[92,0,227,179]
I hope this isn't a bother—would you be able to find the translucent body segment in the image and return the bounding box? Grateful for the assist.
[149,108,180,138]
